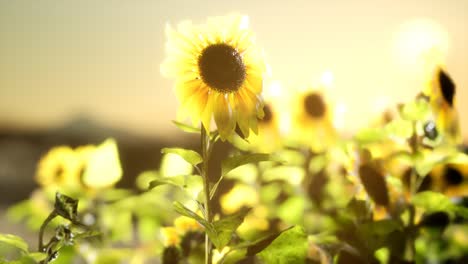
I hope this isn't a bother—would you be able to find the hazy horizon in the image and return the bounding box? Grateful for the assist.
[1,0,467,139]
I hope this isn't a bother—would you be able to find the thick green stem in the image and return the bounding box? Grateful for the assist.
[38,210,57,252]
[201,126,213,264]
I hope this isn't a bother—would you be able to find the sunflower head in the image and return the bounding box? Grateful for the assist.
[426,67,461,144]
[243,102,283,152]
[290,89,337,152]
[36,146,81,191]
[161,14,266,140]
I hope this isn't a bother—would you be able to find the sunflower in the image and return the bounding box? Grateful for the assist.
[161,14,266,140]
[244,102,283,152]
[426,68,461,144]
[290,88,337,152]
[36,146,81,191]
[426,162,468,197]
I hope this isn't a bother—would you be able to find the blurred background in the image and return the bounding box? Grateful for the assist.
[0,0,467,230]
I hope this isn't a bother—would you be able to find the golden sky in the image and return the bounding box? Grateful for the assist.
[0,0,467,138]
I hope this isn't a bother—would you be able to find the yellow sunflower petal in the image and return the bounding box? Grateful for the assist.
[214,93,236,140]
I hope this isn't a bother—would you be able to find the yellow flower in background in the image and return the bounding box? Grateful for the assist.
[245,103,283,152]
[161,227,180,247]
[428,162,468,197]
[426,68,461,144]
[82,138,122,189]
[220,184,258,214]
[291,89,337,153]
[161,14,266,140]
[36,146,81,190]
[35,138,122,192]
[174,215,203,233]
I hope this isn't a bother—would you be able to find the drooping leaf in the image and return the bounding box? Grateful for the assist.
[209,207,251,249]
[82,138,123,188]
[26,252,47,262]
[361,219,401,239]
[257,226,307,264]
[73,230,101,240]
[346,198,372,222]
[54,192,79,222]
[354,127,387,144]
[221,153,275,177]
[277,196,305,224]
[172,120,201,134]
[358,163,390,206]
[411,191,468,220]
[384,118,413,139]
[0,234,29,254]
[400,98,430,121]
[162,148,203,166]
[245,228,290,256]
[148,174,203,199]
[173,202,207,227]
[412,191,453,213]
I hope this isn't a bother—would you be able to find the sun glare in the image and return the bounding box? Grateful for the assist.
[394,18,449,76]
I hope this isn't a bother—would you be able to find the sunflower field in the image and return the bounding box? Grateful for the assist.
[1,14,468,264]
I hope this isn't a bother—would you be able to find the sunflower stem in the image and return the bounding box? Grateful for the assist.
[201,125,213,264]
[38,210,57,252]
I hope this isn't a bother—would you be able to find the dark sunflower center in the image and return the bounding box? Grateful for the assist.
[438,69,455,107]
[303,93,326,118]
[443,167,463,186]
[54,166,64,182]
[260,104,273,123]
[198,43,245,93]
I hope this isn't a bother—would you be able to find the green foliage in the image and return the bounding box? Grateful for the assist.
[173,202,250,250]
[257,226,308,264]
[54,193,79,222]
[221,153,275,177]
[3,50,468,264]
[162,147,203,166]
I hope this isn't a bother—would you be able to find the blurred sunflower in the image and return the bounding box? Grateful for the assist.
[426,68,461,144]
[427,162,468,197]
[36,146,81,191]
[245,103,283,152]
[35,139,122,194]
[291,89,337,152]
[161,14,266,140]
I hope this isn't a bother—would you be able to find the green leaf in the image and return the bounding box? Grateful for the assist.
[412,191,468,220]
[27,252,47,261]
[354,127,387,144]
[277,197,305,224]
[222,153,275,177]
[173,202,207,226]
[257,226,308,264]
[412,191,454,215]
[209,207,251,249]
[54,192,79,222]
[400,98,430,121]
[361,219,400,236]
[172,120,201,133]
[148,174,203,199]
[162,148,203,166]
[358,163,390,206]
[384,119,413,139]
[210,153,277,199]
[244,228,291,256]
[0,234,29,253]
[73,230,101,240]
